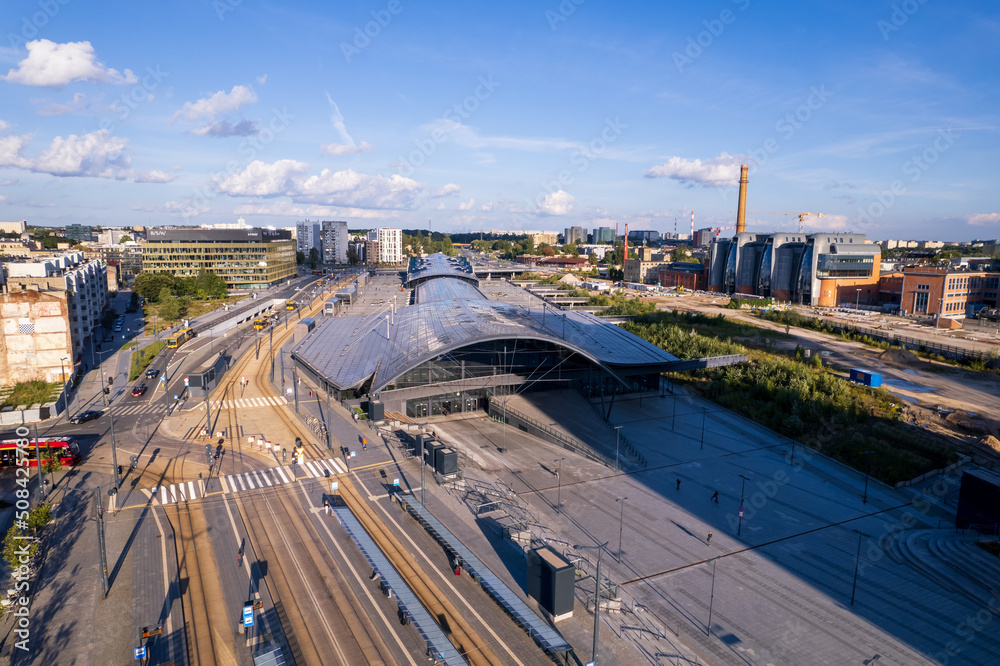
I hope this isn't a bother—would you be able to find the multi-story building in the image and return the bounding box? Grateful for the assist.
[627,229,660,244]
[64,224,94,242]
[0,240,39,258]
[693,228,716,247]
[658,262,707,291]
[296,221,322,257]
[141,227,296,290]
[899,265,1000,318]
[623,247,673,284]
[367,228,403,265]
[707,232,882,307]
[321,220,349,264]
[530,232,559,246]
[81,242,143,276]
[0,220,27,235]
[593,227,615,244]
[0,252,108,384]
[97,229,129,245]
[563,226,586,245]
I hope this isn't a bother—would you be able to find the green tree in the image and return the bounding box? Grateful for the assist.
[26,505,52,533]
[670,246,692,262]
[40,235,59,249]
[296,250,305,264]
[119,235,132,243]
[133,272,177,302]
[158,287,180,320]
[588,253,598,265]
[346,248,359,265]
[101,309,117,331]
[309,247,320,269]
[194,270,227,299]
[3,525,38,573]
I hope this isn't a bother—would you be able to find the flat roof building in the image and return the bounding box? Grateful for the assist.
[141,227,295,290]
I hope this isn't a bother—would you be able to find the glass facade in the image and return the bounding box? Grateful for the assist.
[815,254,874,279]
[142,240,296,289]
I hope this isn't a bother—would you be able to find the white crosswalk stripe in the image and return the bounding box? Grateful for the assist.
[275,466,290,483]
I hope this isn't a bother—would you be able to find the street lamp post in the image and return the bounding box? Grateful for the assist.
[737,474,749,536]
[574,542,609,665]
[614,426,623,472]
[555,457,565,513]
[60,356,68,385]
[862,450,874,504]
[617,497,628,562]
[856,288,862,311]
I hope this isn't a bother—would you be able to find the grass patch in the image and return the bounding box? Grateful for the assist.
[121,341,139,350]
[144,295,244,334]
[622,312,957,484]
[129,340,165,381]
[0,380,63,408]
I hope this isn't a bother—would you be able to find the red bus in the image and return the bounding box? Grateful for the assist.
[0,438,81,469]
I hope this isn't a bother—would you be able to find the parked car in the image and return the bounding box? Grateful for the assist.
[131,384,148,397]
[70,410,102,424]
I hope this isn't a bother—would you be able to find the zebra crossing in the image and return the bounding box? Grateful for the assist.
[109,403,169,416]
[211,396,288,410]
[151,457,348,505]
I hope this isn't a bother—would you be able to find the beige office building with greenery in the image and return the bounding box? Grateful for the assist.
[142,228,296,290]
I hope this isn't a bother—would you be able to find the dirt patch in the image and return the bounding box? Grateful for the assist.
[982,435,1000,454]
[944,411,996,437]
[879,348,924,368]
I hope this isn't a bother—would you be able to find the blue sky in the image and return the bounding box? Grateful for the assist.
[0,0,997,240]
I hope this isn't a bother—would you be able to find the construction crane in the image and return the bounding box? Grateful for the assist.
[731,210,824,233]
[712,226,737,237]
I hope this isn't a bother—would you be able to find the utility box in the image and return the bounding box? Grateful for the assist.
[434,448,457,475]
[368,400,384,422]
[849,368,882,387]
[527,546,575,621]
[425,441,444,467]
[957,469,1000,530]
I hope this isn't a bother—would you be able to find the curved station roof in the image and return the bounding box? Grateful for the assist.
[405,254,478,288]
[293,254,678,394]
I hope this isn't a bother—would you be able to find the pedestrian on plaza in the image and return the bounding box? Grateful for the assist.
[711,491,720,503]
[237,547,243,566]
[676,478,681,490]
[707,531,713,545]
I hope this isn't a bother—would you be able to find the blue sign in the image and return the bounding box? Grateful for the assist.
[243,606,254,627]
[350,451,356,458]
[393,478,399,486]
[134,646,147,659]
[331,481,339,491]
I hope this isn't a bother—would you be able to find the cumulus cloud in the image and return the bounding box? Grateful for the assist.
[457,198,475,211]
[644,152,745,187]
[320,93,374,157]
[0,120,11,131]
[0,130,131,179]
[190,119,259,137]
[2,40,137,88]
[135,170,175,184]
[35,92,114,116]
[968,213,1000,226]
[232,200,399,220]
[429,182,460,198]
[538,190,575,216]
[256,74,268,85]
[213,160,422,209]
[171,85,257,123]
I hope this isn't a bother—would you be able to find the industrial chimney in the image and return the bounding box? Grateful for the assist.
[736,164,749,234]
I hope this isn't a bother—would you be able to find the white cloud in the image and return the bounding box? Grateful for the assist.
[0,195,7,203]
[191,119,259,137]
[36,92,104,116]
[320,93,374,157]
[429,182,460,198]
[3,40,137,88]
[644,152,745,187]
[480,201,499,212]
[256,74,268,85]
[213,160,423,209]
[232,200,399,220]
[320,141,374,157]
[436,202,446,210]
[538,190,575,216]
[457,198,475,211]
[0,120,10,131]
[171,85,257,123]
[0,130,131,179]
[806,213,846,230]
[135,170,175,184]
[425,119,583,153]
[968,213,1000,226]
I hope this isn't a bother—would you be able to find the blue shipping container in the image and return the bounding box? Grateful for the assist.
[849,369,882,388]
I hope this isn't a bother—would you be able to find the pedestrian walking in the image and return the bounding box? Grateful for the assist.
[676,478,681,490]
[237,547,243,566]
[711,491,720,503]
[707,531,713,545]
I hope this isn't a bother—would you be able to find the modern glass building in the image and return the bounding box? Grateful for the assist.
[292,254,680,417]
[142,227,296,290]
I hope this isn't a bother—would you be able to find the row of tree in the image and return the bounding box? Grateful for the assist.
[133,270,228,303]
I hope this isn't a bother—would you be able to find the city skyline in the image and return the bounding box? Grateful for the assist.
[0,1,998,240]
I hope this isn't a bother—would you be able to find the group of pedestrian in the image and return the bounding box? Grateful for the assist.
[675,478,721,545]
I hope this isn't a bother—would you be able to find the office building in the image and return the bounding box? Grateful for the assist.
[80,242,143,277]
[322,220,349,264]
[707,232,882,307]
[64,224,94,242]
[593,227,615,244]
[627,229,659,244]
[899,265,999,318]
[563,226,586,245]
[141,227,295,290]
[0,221,27,235]
[623,248,673,284]
[97,229,129,245]
[0,252,108,384]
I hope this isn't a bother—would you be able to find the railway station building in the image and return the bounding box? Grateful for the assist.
[292,254,683,418]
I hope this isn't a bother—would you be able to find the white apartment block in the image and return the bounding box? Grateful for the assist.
[0,220,27,235]
[296,221,322,256]
[97,228,128,245]
[321,220,349,264]
[0,252,108,385]
[367,228,403,265]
